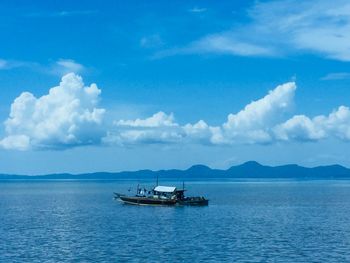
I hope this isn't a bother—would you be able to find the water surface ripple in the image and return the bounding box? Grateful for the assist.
[1,180,350,262]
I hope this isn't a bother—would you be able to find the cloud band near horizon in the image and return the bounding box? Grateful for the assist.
[1,73,350,151]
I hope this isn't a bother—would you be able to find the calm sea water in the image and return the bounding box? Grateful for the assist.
[1,180,350,262]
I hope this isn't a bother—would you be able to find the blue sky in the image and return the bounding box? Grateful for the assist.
[1,0,350,174]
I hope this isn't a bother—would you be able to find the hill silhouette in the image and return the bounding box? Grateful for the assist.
[1,161,350,180]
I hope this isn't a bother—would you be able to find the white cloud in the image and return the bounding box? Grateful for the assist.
[49,59,86,75]
[181,82,350,145]
[154,35,276,59]
[250,0,350,61]
[104,129,184,145]
[116,111,177,127]
[106,82,296,145]
[318,106,350,140]
[188,35,276,57]
[0,135,31,151]
[188,7,207,13]
[183,120,223,144]
[0,73,105,150]
[105,112,183,145]
[321,72,350,80]
[3,78,350,150]
[0,59,37,70]
[274,115,326,141]
[0,58,86,75]
[221,82,296,143]
[159,0,350,61]
[102,81,350,147]
[274,106,350,142]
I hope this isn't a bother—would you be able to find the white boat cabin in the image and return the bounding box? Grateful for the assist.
[153,186,177,199]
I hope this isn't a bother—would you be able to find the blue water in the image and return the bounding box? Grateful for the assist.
[1,180,350,262]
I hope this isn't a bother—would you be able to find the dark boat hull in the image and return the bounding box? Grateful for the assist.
[119,196,177,206]
[177,197,209,206]
[114,192,209,206]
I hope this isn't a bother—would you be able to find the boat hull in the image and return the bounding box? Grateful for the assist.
[177,197,209,206]
[118,196,177,206]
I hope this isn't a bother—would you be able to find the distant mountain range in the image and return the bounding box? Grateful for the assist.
[1,161,350,180]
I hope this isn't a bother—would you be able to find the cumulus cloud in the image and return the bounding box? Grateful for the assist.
[321,106,350,140]
[104,112,184,145]
[180,82,296,145]
[2,77,350,150]
[105,82,297,146]
[0,73,105,150]
[274,115,326,141]
[221,82,296,143]
[0,135,31,151]
[184,83,350,145]
[183,120,223,144]
[104,129,184,145]
[274,106,350,142]
[116,112,177,127]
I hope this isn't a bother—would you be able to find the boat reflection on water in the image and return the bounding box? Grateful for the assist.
[114,183,208,206]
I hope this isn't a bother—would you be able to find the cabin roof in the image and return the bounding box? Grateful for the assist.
[154,186,176,193]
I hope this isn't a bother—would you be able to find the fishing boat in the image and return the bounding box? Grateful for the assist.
[114,183,209,206]
[114,186,178,206]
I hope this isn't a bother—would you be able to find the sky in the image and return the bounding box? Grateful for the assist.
[1,0,350,174]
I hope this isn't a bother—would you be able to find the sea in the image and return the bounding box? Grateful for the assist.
[1,179,350,262]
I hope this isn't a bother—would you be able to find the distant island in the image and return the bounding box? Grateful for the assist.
[1,161,350,180]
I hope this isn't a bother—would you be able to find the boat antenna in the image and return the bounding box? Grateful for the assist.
[183,180,185,190]
[156,174,159,186]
